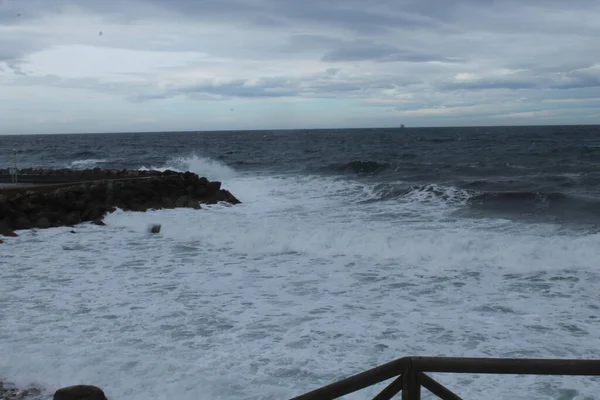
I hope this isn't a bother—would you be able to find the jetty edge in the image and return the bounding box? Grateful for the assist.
[0,168,240,237]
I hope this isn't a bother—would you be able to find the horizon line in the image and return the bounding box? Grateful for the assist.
[1,123,599,136]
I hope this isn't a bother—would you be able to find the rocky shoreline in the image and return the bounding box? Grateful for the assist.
[0,381,41,400]
[0,168,240,238]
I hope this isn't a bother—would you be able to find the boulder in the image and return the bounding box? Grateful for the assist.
[149,224,161,233]
[205,181,222,197]
[175,195,189,208]
[92,219,106,226]
[14,216,33,230]
[161,196,175,208]
[36,216,52,229]
[186,198,202,210]
[65,212,81,226]
[53,385,108,400]
[0,218,18,237]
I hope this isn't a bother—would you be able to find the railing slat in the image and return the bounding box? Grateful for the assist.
[402,370,420,400]
[372,375,403,400]
[421,373,463,400]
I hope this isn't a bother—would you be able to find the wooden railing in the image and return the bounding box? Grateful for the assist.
[290,356,600,400]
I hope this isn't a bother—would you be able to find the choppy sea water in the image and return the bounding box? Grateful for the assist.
[1,126,600,399]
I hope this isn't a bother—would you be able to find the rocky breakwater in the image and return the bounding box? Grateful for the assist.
[0,169,240,237]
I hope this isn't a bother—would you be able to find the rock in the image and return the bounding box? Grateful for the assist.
[161,196,175,208]
[186,198,201,209]
[0,239,4,244]
[0,218,18,237]
[92,219,105,226]
[53,385,108,400]
[82,205,107,221]
[65,212,81,226]
[149,224,161,233]
[205,181,222,197]
[36,216,52,229]
[1,169,239,232]
[14,216,33,230]
[175,195,189,208]
[70,230,76,234]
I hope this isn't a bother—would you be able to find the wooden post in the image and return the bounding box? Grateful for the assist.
[402,370,420,400]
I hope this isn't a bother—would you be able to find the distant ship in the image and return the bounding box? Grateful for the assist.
[400,124,405,128]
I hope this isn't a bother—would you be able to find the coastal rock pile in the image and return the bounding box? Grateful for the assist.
[0,169,240,237]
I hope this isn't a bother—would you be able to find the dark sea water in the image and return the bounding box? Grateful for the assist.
[2,126,600,400]
[3,125,600,227]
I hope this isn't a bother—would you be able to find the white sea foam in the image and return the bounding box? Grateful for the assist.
[139,154,237,181]
[1,156,599,400]
[70,159,108,169]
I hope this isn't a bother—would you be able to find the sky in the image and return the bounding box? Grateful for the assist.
[1,0,600,134]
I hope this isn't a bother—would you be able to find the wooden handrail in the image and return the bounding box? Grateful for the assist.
[290,356,600,400]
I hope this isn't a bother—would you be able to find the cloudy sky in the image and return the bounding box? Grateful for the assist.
[1,0,599,134]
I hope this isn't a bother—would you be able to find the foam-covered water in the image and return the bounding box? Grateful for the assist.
[2,128,600,399]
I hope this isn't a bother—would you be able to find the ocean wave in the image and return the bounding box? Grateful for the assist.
[366,182,600,216]
[139,154,237,181]
[367,183,472,206]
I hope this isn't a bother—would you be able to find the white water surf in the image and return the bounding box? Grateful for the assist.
[1,156,599,400]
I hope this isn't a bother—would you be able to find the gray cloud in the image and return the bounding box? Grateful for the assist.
[124,68,420,102]
[319,39,462,63]
[2,0,600,133]
[438,67,600,92]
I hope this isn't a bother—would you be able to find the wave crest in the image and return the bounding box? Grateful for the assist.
[139,154,237,181]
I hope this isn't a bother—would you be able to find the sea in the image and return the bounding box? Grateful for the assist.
[1,126,600,400]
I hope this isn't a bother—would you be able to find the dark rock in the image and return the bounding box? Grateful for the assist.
[74,200,87,211]
[14,216,33,230]
[205,181,222,197]
[70,230,76,234]
[161,196,175,208]
[195,186,207,197]
[92,219,105,226]
[36,216,52,229]
[2,169,239,232]
[82,205,106,221]
[205,190,242,205]
[175,195,189,208]
[186,198,202,209]
[0,239,3,244]
[0,218,17,237]
[65,212,81,226]
[53,385,108,400]
[149,224,161,233]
